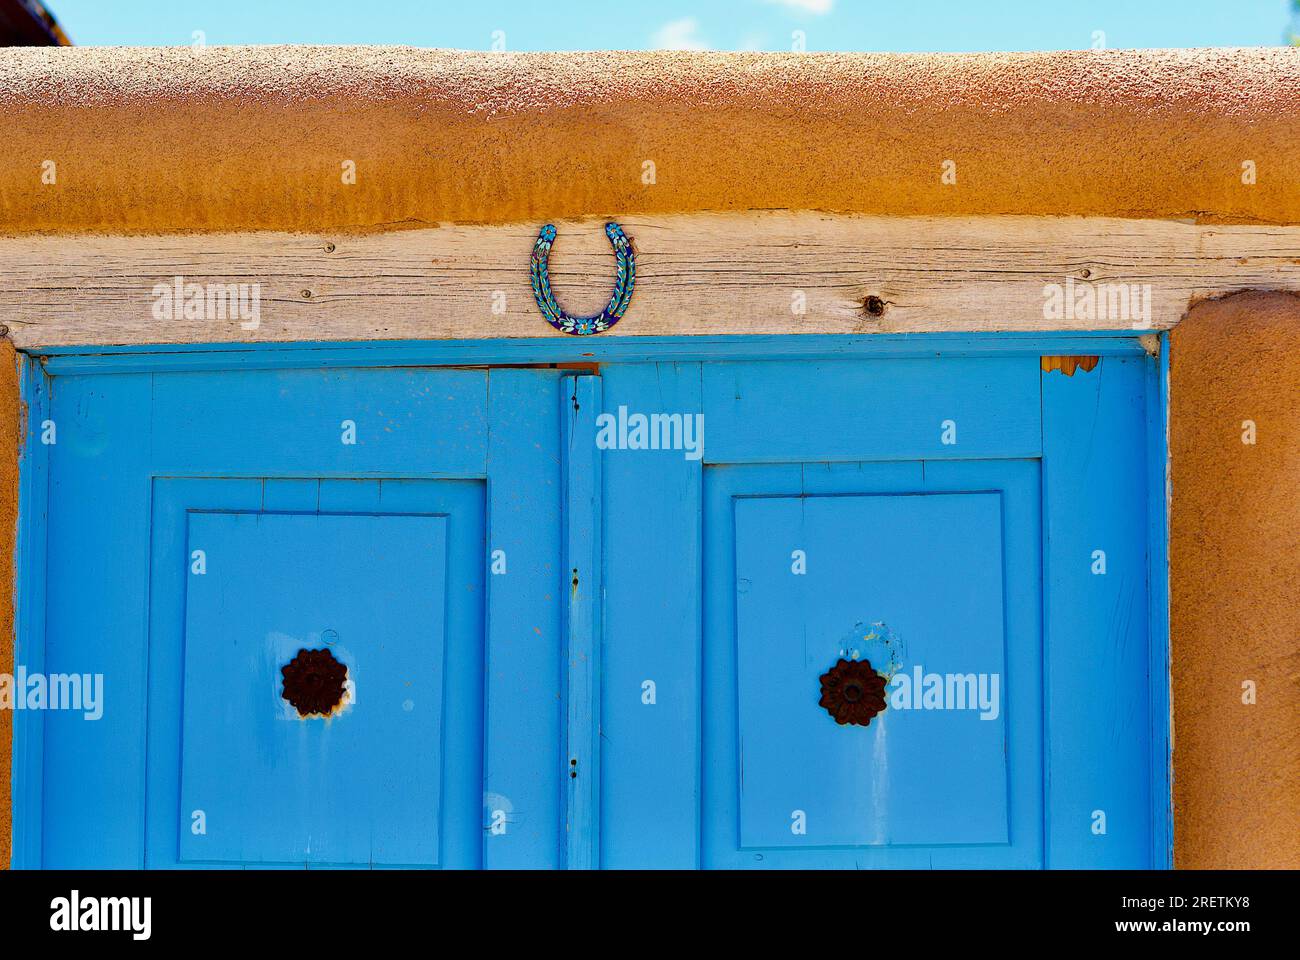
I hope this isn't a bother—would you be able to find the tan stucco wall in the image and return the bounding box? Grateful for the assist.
[1169,292,1300,869]
[1,46,1299,234]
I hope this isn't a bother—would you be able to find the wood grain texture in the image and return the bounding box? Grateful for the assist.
[3,213,1300,348]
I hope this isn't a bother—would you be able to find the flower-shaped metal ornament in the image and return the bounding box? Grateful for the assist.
[818,658,889,726]
[281,647,348,718]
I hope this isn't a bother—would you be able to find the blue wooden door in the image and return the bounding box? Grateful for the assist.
[24,345,1164,869]
[599,354,1163,869]
[36,367,566,868]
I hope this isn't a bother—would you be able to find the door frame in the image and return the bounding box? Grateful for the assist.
[10,331,1172,869]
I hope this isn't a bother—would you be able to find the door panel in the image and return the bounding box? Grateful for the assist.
[733,492,1010,848]
[149,367,489,477]
[480,370,567,868]
[144,477,487,869]
[703,358,1041,462]
[703,460,1042,868]
[179,510,448,866]
[598,362,703,869]
[43,373,153,868]
[1042,356,1156,867]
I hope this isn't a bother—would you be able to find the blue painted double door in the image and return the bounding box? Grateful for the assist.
[29,350,1162,869]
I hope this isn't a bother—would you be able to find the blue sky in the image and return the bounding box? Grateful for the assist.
[47,0,1297,51]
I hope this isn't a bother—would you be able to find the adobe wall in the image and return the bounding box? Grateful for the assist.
[1169,292,1300,869]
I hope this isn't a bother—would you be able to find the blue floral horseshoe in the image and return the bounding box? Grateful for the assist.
[530,222,636,335]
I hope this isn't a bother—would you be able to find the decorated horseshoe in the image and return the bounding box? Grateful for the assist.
[530,222,636,336]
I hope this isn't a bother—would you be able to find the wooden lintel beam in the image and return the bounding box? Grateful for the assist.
[1,212,1297,348]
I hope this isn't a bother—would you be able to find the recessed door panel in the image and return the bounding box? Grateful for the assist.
[702,459,1044,868]
[179,511,447,866]
[733,493,1008,848]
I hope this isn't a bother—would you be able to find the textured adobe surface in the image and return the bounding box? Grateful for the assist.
[1170,292,1300,869]
[1,46,1298,234]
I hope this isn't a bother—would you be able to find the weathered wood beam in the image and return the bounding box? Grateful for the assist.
[2,212,1298,348]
